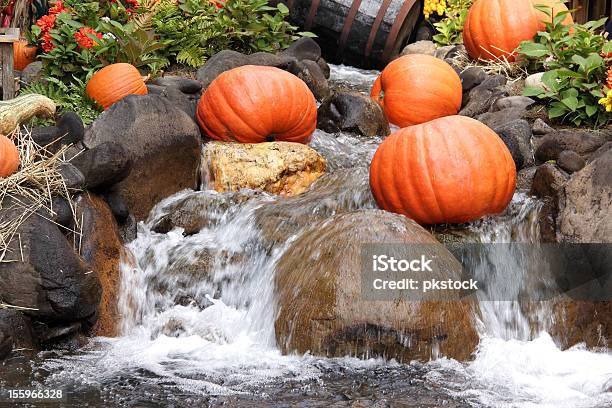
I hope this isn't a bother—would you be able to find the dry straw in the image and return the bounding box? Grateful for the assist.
[451,47,529,82]
[0,127,83,310]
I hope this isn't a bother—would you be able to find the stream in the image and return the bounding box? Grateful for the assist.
[1,64,611,408]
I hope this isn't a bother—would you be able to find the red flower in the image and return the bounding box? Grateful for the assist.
[41,32,54,52]
[36,14,56,32]
[74,27,102,49]
[210,0,224,9]
[49,1,67,15]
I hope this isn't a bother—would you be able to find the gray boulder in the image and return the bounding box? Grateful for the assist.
[559,149,612,243]
[285,59,330,100]
[460,67,487,93]
[493,96,535,111]
[400,40,436,56]
[494,119,534,170]
[317,91,389,137]
[84,95,202,221]
[0,197,101,326]
[151,76,202,94]
[557,150,586,174]
[70,142,132,190]
[535,130,607,162]
[478,107,527,129]
[280,37,321,61]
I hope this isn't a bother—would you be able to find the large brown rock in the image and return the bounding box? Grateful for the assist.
[203,141,326,196]
[84,95,202,221]
[550,300,611,349]
[558,149,612,243]
[275,210,479,362]
[530,163,570,242]
[73,194,125,337]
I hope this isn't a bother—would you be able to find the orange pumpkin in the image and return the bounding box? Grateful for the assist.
[86,63,148,110]
[196,65,317,144]
[464,0,573,62]
[369,116,516,225]
[13,40,37,71]
[370,54,462,128]
[0,135,19,178]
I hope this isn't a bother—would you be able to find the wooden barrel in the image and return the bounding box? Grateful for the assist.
[278,0,423,68]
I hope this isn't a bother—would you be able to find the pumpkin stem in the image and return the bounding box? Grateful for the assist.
[371,75,384,107]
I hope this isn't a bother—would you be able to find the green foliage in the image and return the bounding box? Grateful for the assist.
[429,0,473,47]
[20,76,102,126]
[152,0,314,68]
[518,11,612,127]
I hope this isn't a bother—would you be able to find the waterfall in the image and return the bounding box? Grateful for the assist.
[27,64,611,408]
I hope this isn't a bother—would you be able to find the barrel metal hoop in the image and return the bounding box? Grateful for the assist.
[381,0,418,63]
[305,0,321,30]
[338,0,364,56]
[364,0,393,60]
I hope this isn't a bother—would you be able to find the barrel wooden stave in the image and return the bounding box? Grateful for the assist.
[280,0,423,69]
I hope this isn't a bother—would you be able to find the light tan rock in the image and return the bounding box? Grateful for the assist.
[203,141,326,196]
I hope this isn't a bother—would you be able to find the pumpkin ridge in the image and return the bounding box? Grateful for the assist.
[416,124,448,223]
[411,125,439,224]
[277,85,315,139]
[379,133,401,213]
[236,69,273,137]
[217,74,265,142]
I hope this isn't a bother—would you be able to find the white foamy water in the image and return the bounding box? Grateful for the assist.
[36,65,611,407]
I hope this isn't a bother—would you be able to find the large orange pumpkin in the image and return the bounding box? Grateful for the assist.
[0,135,19,178]
[370,54,462,128]
[196,65,317,144]
[86,63,148,110]
[369,116,516,225]
[13,40,37,71]
[464,0,574,62]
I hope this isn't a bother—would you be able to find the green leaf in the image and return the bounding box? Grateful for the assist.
[548,105,568,118]
[585,104,598,117]
[523,86,544,97]
[603,41,612,55]
[561,96,579,111]
[518,41,549,58]
[276,3,289,14]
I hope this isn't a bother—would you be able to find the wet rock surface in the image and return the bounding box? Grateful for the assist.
[73,194,124,337]
[317,91,389,137]
[203,141,326,196]
[275,210,479,362]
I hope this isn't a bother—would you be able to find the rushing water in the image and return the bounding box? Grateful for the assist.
[1,65,610,408]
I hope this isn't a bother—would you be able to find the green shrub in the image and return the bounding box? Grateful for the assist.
[425,0,473,47]
[21,76,102,126]
[518,9,612,127]
[152,0,314,68]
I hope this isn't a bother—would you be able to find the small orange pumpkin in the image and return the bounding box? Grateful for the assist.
[464,0,573,62]
[86,63,148,110]
[369,115,516,225]
[196,65,317,144]
[0,135,20,178]
[370,54,462,128]
[13,40,37,71]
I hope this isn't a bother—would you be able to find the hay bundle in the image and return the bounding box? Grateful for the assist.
[0,126,82,265]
